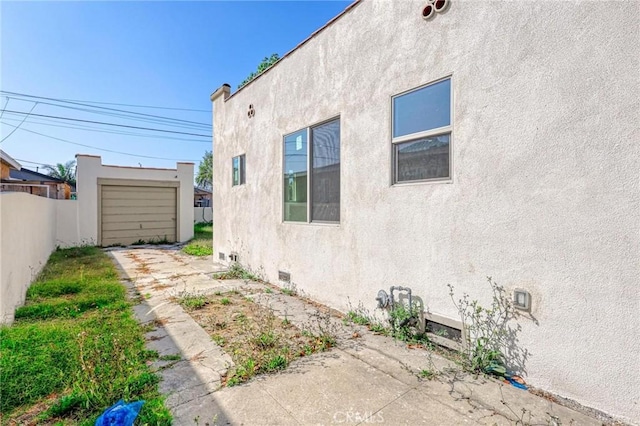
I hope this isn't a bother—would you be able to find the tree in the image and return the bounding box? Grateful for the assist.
[196,151,212,190]
[43,160,76,185]
[238,53,280,89]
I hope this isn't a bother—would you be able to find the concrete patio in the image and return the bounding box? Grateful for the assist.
[107,246,605,426]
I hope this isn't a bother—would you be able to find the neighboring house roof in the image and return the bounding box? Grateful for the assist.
[9,168,65,183]
[0,149,21,170]
[194,186,212,195]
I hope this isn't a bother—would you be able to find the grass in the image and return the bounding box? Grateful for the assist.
[182,223,213,256]
[176,292,208,311]
[0,246,171,425]
[184,290,337,387]
[213,262,260,281]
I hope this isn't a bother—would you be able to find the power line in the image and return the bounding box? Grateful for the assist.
[1,91,211,128]
[0,97,9,119]
[15,158,52,167]
[1,102,39,143]
[0,122,199,162]
[5,97,210,130]
[0,90,210,113]
[2,110,212,138]
[1,115,211,143]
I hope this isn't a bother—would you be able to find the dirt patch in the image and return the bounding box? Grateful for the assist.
[177,290,336,386]
[125,252,152,275]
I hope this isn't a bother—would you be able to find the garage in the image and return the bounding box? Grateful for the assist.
[100,184,177,246]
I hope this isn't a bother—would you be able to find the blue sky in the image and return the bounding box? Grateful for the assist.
[0,0,351,173]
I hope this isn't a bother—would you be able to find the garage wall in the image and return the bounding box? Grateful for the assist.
[76,155,194,245]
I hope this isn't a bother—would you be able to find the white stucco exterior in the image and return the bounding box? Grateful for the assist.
[211,1,639,422]
[0,193,79,323]
[76,155,194,244]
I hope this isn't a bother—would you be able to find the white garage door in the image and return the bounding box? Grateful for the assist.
[101,185,177,246]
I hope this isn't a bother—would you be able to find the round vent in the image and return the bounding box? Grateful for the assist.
[422,0,450,20]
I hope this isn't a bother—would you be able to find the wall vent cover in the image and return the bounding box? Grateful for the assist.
[218,252,226,260]
[424,312,464,351]
[278,270,291,282]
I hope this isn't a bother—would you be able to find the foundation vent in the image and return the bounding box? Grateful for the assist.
[278,271,291,282]
[424,312,463,351]
[219,252,226,261]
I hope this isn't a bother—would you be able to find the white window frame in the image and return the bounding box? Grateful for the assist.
[232,154,245,186]
[391,76,453,185]
[283,116,341,224]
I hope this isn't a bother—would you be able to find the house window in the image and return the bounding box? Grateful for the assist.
[283,117,340,223]
[232,154,245,186]
[392,77,451,183]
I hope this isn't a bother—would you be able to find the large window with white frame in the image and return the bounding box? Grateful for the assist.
[392,77,451,183]
[283,117,340,223]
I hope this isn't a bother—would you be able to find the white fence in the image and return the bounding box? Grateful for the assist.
[194,207,212,224]
[0,196,213,324]
[0,192,80,324]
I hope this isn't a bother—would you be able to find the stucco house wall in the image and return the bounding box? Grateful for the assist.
[211,0,639,422]
[76,155,194,245]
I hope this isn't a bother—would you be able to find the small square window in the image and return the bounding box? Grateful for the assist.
[392,77,452,184]
[232,154,246,186]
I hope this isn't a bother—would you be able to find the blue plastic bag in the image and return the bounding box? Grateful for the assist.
[95,399,145,426]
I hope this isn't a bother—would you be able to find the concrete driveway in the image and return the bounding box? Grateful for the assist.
[108,246,603,426]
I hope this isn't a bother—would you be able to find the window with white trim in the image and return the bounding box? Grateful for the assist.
[283,118,340,223]
[232,154,245,186]
[392,77,451,183]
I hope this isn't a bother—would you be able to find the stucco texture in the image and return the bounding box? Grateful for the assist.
[0,193,79,323]
[212,1,640,422]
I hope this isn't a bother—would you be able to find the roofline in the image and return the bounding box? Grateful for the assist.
[10,167,66,182]
[225,0,362,101]
[0,149,22,170]
[102,164,177,172]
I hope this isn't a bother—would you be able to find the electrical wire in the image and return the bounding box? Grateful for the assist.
[2,110,211,138]
[2,93,211,129]
[0,102,39,143]
[0,122,199,162]
[0,90,210,115]
[15,158,53,167]
[0,97,9,119]
[1,115,211,143]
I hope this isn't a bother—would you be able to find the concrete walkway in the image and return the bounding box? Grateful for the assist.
[108,246,604,426]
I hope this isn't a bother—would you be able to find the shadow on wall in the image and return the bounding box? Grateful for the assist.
[448,278,532,377]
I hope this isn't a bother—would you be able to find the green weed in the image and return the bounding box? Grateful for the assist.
[448,277,519,377]
[182,224,213,256]
[213,263,260,281]
[0,246,170,424]
[177,293,207,311]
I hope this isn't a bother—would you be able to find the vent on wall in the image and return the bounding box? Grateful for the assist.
[422,0,450,20]
[278,270,291,282]
[219,252,226,261]
[424,312,464,350]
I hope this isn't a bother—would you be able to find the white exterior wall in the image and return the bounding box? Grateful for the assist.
[0,192,79,323]
[194,207,213,223]
[212,1,639,422]
[76,155,194,244]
